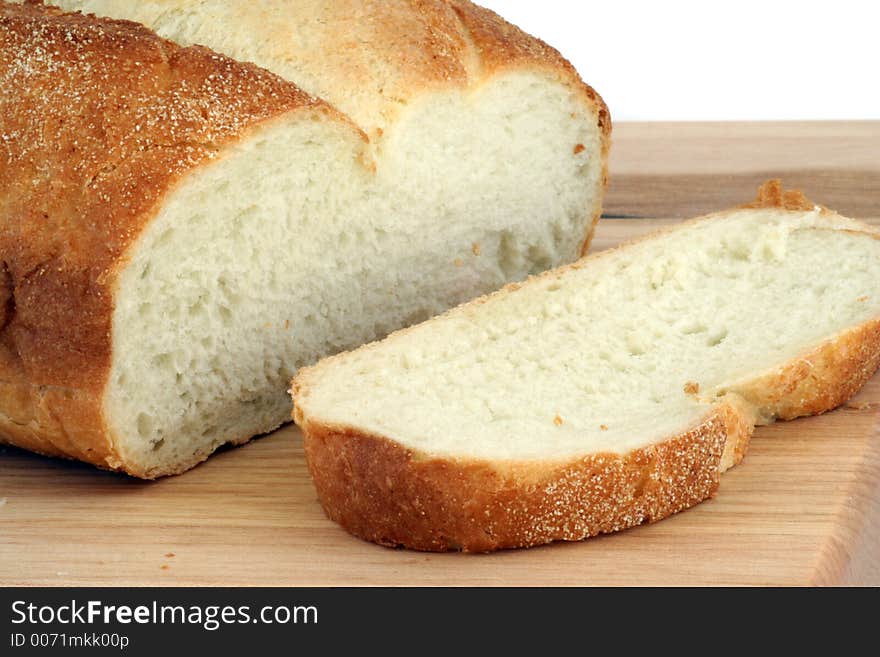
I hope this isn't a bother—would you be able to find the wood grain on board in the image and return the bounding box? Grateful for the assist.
[606,121,879,219]
[1,121,878,586]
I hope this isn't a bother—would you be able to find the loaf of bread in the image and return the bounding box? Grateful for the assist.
[0,1,608,476]
[292,182,880,552]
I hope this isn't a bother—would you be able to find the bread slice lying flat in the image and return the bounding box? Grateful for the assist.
[0,2,607,477]
[292,182,880,552]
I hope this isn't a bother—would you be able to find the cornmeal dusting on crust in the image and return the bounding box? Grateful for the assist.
[726,318,880,423]
[301,408,729,553]
[0,2,322,469]
[1,3,320,221]
[684,381,700,395]
[0,1,320,336]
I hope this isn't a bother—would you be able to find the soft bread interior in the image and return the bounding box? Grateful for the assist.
[110,71,602,475]
[294,210,880,461]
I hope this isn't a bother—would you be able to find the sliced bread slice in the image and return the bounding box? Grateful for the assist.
[291,182,880,552]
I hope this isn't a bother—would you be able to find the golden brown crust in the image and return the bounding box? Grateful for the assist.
[716,393,757,472]
[56,1,612,139]
[0,1,323,472]
[300,406,730,553]
[740,178,818,212]
[448,0,611,139]
[721,319,880,423]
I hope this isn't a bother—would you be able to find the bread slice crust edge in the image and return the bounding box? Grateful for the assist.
[298,404,730,552]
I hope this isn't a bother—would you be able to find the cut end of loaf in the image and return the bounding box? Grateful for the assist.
[293,183,880,551]
[102,71,605,477]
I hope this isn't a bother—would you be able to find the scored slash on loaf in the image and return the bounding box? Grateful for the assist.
[292,182,880,552]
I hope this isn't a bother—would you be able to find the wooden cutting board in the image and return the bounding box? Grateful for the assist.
[1,122,879,586]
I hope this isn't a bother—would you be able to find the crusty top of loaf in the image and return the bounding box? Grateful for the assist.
[0,1,333,390]
[52,0,611,139]
[450,0,609,135]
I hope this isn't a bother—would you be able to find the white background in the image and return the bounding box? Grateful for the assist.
[480,0,878,121]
